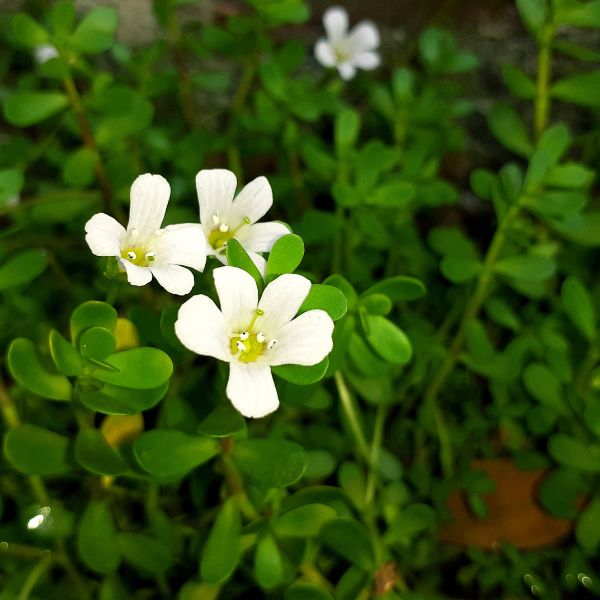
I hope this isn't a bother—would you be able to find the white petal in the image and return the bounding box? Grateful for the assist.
[228,176,273,226]
[353,50,380,70]
[248,252,267,278]
[175,295,230,361]
[85,213,125,256]
[154,224,207,271]
[128,174,170,234]
[120,260,152,287]
[150,264,195,295]
[338,62,357,81]
[227,363,279,418]
[348,21,380,53]
[269,310,334,366]
[196,169,237,231]
[315,39,336,67]
[323,6,349,42]
[236,222,290,253]
[213,266,259,332]
[257,274,311,337]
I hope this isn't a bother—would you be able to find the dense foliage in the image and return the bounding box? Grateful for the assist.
[1,0,600,598]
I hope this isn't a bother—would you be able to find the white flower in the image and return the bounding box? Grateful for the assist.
[175,266,334,418]
[85,173,207,296]
[315,6,380,81]
[196,169,289,275]
[34,44,59,64]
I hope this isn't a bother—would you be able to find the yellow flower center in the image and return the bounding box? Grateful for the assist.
[120,246,155,268]
[208,215,251,251]
[229,309,278,363]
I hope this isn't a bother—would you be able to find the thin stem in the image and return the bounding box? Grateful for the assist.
[534,25,554,141]
[365,404,387,507]
[423,204,521,477]
[17,553,53,600]
[576,344,599,397]
[62,75,120,220]
[334,371,370,463]
[0,543,51,560]
[227,61,256,182]
[298,562,335,592]
[219,437,258,520]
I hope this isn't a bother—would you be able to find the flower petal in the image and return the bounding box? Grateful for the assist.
[128,174,170,234]
[353,50,380,70]
[269,310,334,366]
[227,363,279,418]
[196,169,237,232]
[338,62,357,80]
[315,39,336,67]
[348,21,380,53]
[228,176,273,225]
[248,251,267,278]
[323,5,349,42]
[213,266,259,332]
[175,294,230,361]
[85,213,125,256]
[257,273,311,337]
[154,224,207,271]
[150,264,195,295]
[236,222,290,253]
[120,260,152,287]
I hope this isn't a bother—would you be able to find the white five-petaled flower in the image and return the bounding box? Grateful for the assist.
[175,266,334,418]
[85,173,207,296]
[315,5,380,81]
[196,169,289,275]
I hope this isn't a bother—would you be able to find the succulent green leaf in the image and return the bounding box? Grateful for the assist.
[77,500,121,574]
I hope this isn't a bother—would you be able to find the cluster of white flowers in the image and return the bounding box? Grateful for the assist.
[85,170,334,418]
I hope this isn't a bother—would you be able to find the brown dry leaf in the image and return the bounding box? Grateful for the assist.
[439,458,575,550]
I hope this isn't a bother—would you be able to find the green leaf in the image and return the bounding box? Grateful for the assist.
[77,500,121,574]
[516,0,547,34]
[525,125,571,189]
[548,433,600,472]
[75,428,127,476]
[71,301,118,345]
[8,338,72,401]
[440,255,481,283]
[200,498,241,584]
[576,498,600,552]
[4,425,72,475]
[92,348,173,390]
[501,64,536,99]
[63,147,97,187]
[133,430,218,477]
[49,329,83,376]
[494,254,555,282]
[364,316,412,365]
[266,234,305,280]
[358,294,392,316]
[80,327,117,361]
[487,103,533,156]
[197,404,246,438]
[3,92,69,127]
[234,439,306,487]
[362,276,426,303]
[299,284,347,321]
[556,0,600,27]
[383,503,437,543]
[118,533,173,574]
[540,468,585,517]
[523,363,568,415]
[551,71,600,107]
[545,163,595,189]
[273,358,330,385]
[273,503,337,537]
[0,249,48,290]
[69,6,117,54]
[367,181,415,207]
[11,13,48,47]
[562,276,596,341]
[254,533,284,589]
[319,517,375,570]
[335,109,360,156]
[323,274,357,309]
[0,168,24,206]
[79,381,168,415]
[285,583,334,600]
[226,238,263,291]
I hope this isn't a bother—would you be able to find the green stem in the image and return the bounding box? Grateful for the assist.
[334,371,370,463]
[17,553,52,600]
[576,345,600,397]
[423,204,521,477]
[220,437,258,520]
[534,25,554,141]
[365,404,387,507]
[227,61,256,182]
